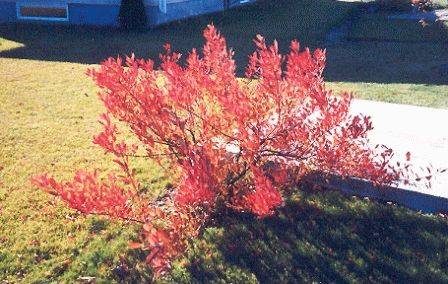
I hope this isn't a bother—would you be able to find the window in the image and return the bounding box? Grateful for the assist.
[17,3,68,21]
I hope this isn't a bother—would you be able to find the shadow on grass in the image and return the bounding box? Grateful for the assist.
[0,0,354,63]
[325,9,448,86]
[1,1,447,85]
[164,190,448,283]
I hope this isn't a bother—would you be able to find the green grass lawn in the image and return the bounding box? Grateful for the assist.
[0,0,356,66]
[1,0,448,282]
[166,191,448,283]
[348,13,448,43]
[325,9,448,106]
[328,82,448,108]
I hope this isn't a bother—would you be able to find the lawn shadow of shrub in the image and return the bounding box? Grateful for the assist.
[167,190,448,283]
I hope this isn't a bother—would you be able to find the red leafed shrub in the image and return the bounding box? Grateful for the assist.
[33,25,417,276]
[412,0,432,12]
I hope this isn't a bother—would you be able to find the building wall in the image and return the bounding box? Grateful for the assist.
[0,1,18,23]
[0,0,256,26]
[69,3,119,26]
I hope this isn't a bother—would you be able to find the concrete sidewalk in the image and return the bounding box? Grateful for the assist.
[350,99,448,198]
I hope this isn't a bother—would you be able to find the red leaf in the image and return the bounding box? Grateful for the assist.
[129,242,142,249]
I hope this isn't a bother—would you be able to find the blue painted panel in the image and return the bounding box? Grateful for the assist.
[148,0,224,26]
[69,3,120,26]
[0,0,257,26]
[0,1,17,23]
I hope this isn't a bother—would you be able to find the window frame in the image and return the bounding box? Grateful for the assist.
[16,3,69,22]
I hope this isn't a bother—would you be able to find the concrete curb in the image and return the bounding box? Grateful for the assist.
[388,9,448,22]
[313,175,448,213]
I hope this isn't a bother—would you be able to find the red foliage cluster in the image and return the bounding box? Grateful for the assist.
[412,0,432,12]
[33,25,414,276]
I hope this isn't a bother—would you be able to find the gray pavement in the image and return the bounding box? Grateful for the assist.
[351,99,448,198]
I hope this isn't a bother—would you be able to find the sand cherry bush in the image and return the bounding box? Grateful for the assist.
[33,25,421,276]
